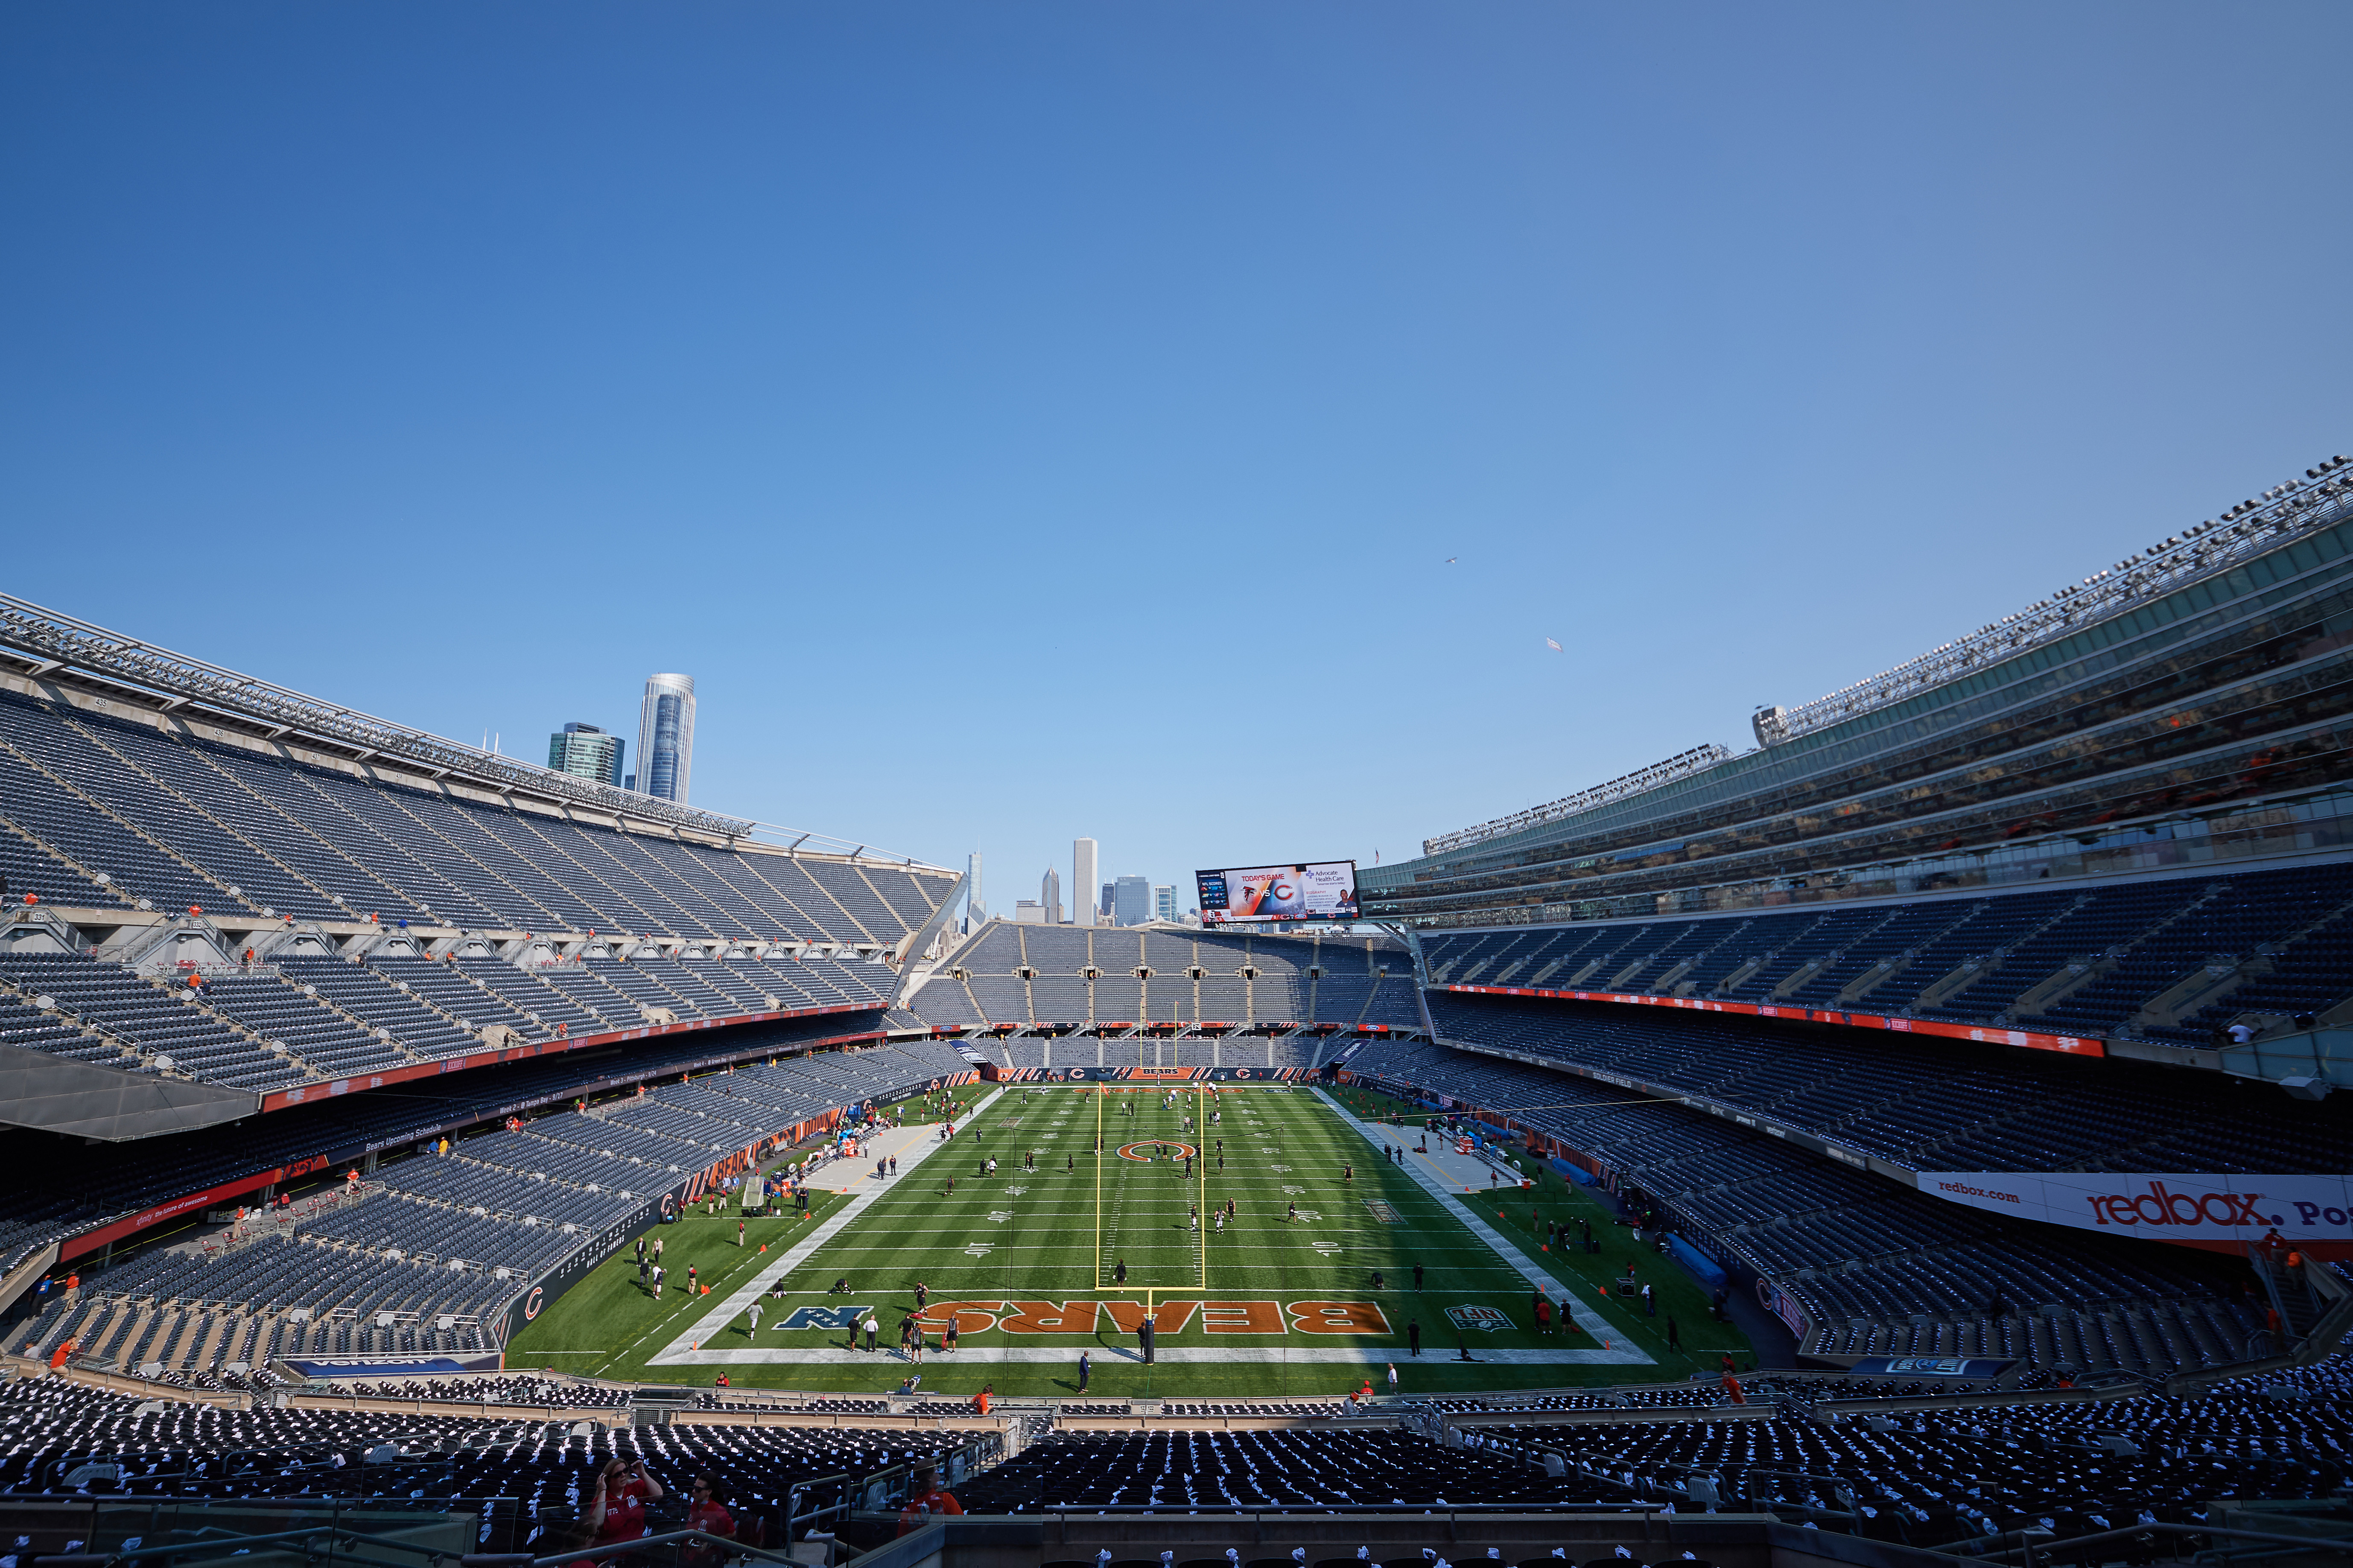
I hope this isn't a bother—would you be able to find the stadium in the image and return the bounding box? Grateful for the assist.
[0,448,2347,1568]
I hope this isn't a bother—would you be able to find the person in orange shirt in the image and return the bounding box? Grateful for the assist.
[896,1465,963,1535]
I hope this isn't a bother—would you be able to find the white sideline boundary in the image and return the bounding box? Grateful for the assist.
[1314,1087,1652,1361]
[649,1087,1007,1364]
[648,1082,1651,1367]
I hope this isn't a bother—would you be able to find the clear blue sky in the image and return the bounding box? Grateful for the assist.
[6,4,2349,913]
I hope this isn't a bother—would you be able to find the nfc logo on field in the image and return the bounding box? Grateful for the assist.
[1446,1304,1511,1332]
[780,1305,871,1330]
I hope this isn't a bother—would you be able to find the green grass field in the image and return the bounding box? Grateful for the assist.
[506,1084,1751,1399]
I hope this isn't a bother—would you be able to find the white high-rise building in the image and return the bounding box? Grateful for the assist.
[633,673,696,803]
[963,852,986,931]
[1073,839,1098,926]
[1153,884,1178,923]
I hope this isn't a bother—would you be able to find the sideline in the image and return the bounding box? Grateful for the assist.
[649,1086,1007,1364]
[1315,1087,1651,1361]
[658,1342,1635,1365]
[653,1084,1650,1369]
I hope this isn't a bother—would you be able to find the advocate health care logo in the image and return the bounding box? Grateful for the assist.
[1117,1140,1200,1162]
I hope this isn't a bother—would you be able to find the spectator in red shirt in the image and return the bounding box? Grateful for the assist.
[589,1454,665,1555]
[683,1476,736,1566]
[896,1465,963,1535]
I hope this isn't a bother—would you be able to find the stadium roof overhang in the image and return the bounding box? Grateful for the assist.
[0,594,950,869]
[0,1041,257,1141]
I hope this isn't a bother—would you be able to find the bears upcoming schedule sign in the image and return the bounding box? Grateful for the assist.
[1196,861,1359,924]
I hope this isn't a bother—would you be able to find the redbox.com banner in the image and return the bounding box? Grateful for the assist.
[1918,1170,2353,1248]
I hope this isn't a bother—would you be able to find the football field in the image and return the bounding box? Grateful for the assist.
[506,1083,1752,1399]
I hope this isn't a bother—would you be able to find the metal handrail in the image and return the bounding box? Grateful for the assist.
[461,1529,803,1568]
[31,1518,478,1568]
[1937,1521,2353,1568]
[1032,1501,1676,1515]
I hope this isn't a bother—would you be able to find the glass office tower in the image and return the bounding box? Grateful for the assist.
[547,723,625,787]
[633,673,696,804]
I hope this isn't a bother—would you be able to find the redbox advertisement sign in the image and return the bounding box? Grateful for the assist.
[1918,1171,2353,1250]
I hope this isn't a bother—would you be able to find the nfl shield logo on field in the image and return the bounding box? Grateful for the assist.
[781,1305,870,1330]
[1446,1304,1511,1332]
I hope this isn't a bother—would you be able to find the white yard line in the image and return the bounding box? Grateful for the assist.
[649,1087,1006,1362]
[664,1344,1637,1365]
[653,1084,1649,1369]
[1315,1088,1652,1363]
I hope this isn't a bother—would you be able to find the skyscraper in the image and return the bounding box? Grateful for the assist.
[1101,883,1115,919]
[1114,875,1151,927]
[1073,839,1098,927]
[963,852,986,930]
[1041,866,1062,927]
[1153,884,1178,924]
[634,674,696,803]
[547,722,625,787]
